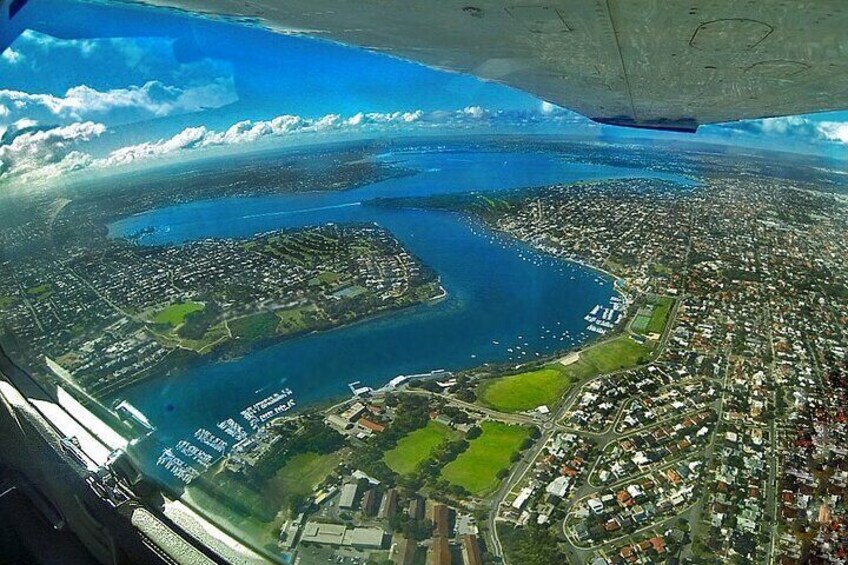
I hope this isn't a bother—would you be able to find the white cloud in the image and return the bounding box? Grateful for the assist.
[714,115,848,145]
[0,79,237,126]
[97,110,445,169]
[12,118,38,130]
[540,101,558,114]
[0,105,587,187]
[19,30,126,59]
[101,126,209,167]
[461,106,486,119]
[817,121,848,144]
[344,111,423,127]
[0,121,105,181]
[757,116,805,135]
[1,48,24,65]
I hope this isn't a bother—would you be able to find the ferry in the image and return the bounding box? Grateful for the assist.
[348,381,373,396]
[115,400,155,433]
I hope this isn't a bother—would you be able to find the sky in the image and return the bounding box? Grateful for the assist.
[0,0,846,189]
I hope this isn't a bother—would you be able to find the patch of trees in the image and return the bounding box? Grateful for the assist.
[288,418,346,455]
[177,300,222,339]
[389,513,434,541]
[382,395,430,445]
[429,478,470,501]
[413,379,442,393]
[414,438,472,499]
[252,417,345,481]
[455,387,476,403]
[452,374,477,402]
[350,395,431,486]
[500,523,568,565]
[440,405,471,425]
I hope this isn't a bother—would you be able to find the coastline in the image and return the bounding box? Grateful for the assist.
[290,235,627,410]
[101,147,639,428]
[109,280,448,401]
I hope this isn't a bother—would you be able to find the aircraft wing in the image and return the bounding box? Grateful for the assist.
[13,0,848,131]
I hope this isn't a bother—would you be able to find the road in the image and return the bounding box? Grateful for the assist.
[404,389,541,426]
[485,292,689,563]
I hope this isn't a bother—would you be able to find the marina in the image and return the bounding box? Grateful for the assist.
[583,296,629,335]
[154,386,299,484]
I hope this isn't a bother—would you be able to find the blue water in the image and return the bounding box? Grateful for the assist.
[109,147,691,446]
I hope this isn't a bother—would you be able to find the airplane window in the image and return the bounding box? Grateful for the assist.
[0,1,846,564]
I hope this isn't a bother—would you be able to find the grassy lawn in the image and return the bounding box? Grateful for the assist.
[173,322,230,354]
[26,283,51,296]
[646,296,675,334]
[478,367,572,413]
[229,312,279,341]
[560,336,651,382]
[269,451,342,511]
[651,263,673,276]
[603,258,627,275]
[441,421,529,496]
[152,301,204,326]
[276,304,320,335]
[477,337,651,415]
[631,314,651,333]
[318,271,344,284]
[185,451,340,549]
[581,335,651,373]
[383,421,455,475]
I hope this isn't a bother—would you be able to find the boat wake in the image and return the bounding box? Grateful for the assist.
[240,201,362,220]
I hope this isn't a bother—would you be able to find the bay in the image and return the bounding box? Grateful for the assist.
[108,145,690,450]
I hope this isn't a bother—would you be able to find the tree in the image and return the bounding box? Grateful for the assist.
[501,523,568,565]
[456,388,477,403]
[288,493,308,514]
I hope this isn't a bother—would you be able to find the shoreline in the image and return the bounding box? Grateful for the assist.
[108,280,448,402]
[286,246,625,414]
[109,219,624,422]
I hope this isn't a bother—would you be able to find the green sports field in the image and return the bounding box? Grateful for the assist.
[478,367,572,413]
[441,421,529,496]
[555,336,651,384]
[645,296,674,334]
[151,301,204,326]
[578,335,650,374]
[383,421,455,475]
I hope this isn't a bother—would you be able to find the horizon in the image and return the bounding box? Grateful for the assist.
[1,0,847,191]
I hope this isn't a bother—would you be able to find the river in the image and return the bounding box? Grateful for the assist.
[107,143,691,466]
